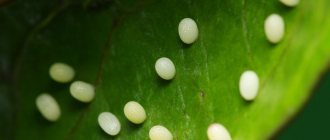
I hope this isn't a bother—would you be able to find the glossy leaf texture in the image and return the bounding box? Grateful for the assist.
[0,0,329,139]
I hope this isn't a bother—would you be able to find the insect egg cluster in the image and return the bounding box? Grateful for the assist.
[34,0,299,138]
[36,62,96,122]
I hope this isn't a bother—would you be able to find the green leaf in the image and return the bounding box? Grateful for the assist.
[1,0,329,139]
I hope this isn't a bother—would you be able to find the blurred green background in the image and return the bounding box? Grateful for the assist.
[278,70,330,139]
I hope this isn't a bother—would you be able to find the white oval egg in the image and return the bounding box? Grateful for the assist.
[207,123,232,140]
[98,112,121,136]
[149,125,173,140]
[280,0,300,7]
[264,14,285,43]
[69,81,95,103]
[155,57,176,80]
[178,18,199,44]
[36,93,61,122]
[124,101,146,124]
[239,70,259,101]
[49,62,75,83]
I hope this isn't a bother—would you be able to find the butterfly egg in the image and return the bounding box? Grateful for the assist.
[207,123,232,140]
[280,0,300,7]
[36,93,61,122]
[69,81,95,103]
[155,57,176,80]
[239,70,259,101]
[123,101,146,124]
[98,112,121,136]
[178,18,199,44]
[264,14,285,44]
[149,125,173,140]
[49,62,75,83]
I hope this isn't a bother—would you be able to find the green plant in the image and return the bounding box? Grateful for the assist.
[1,0,329,139]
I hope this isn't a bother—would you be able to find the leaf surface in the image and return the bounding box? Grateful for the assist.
[0,0,329,139]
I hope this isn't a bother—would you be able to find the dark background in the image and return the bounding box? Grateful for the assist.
[278,70,330,139]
